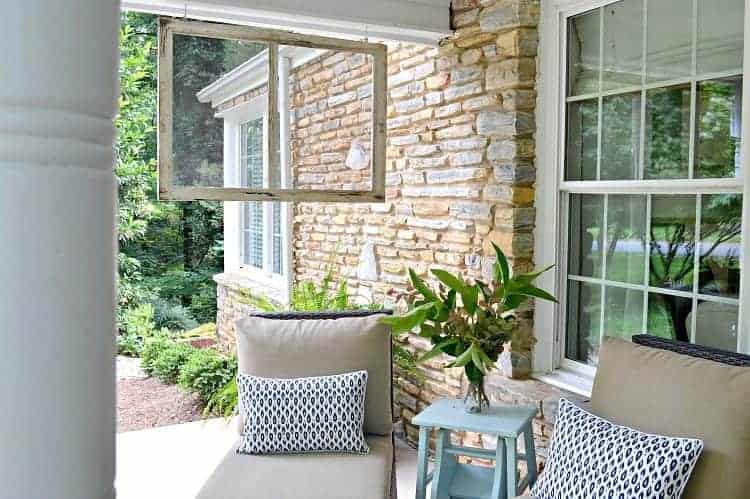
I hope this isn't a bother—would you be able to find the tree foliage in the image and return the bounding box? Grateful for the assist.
[117,11,226,333]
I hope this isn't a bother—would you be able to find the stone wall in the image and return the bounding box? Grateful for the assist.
[215,0,582,469]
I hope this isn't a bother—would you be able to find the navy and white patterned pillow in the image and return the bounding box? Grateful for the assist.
[532,398,703,499]
[236,370,370,455]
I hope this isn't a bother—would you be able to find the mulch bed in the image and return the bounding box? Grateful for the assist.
[117,377,203,432]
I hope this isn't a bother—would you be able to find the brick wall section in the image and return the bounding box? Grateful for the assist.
[216,0,584,469]
[290,51,373,191]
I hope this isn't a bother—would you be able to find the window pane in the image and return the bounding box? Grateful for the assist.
[601,92,641,180]
[566,280,602,366]
[646,0,692,82]
[690,301,739,351]
[647,292,693,342]
[566,100,599,180]
[172,34,266,187]
[602,0,643,91]
[695,78,743,179]
[242,117,265,269]
[242,118,264,188]
[272,201,283,275]
[243,202,264,268]
[697,0,744,75]
[568,9,601,96]
[606,195,647,284]
[568,194,604,278]
[649,195,696,291]
[699,194,742,298]
[285,46,374,192]
[603,286,644,340]
[644,85,691,179]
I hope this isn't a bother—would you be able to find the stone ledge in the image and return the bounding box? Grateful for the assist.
[213,271,287,308]
[484,373,587,425]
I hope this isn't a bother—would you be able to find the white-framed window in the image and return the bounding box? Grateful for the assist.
[535,0,750,392]
[221,94,292,301]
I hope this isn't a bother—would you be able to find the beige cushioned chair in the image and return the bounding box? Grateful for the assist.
[516,336,750,499]
[197,311,396,499]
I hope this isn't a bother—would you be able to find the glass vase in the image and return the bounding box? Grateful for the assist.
[463,375,490,413]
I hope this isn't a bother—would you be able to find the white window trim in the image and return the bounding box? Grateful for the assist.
[534,0,750,396]
[222,92,293,304]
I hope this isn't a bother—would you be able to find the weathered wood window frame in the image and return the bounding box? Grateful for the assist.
[158,17,388,203]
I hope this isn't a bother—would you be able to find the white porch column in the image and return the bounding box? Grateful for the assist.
[0,2,119,498]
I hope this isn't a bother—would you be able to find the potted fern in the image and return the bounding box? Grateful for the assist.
[382,243,555,413]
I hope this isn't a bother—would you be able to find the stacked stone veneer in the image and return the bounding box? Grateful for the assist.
[216,0,581,468]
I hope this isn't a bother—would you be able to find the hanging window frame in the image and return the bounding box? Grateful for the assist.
[534,0,750,394]
[157,17,388,203]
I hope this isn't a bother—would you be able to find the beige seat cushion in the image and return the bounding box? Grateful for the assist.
[235,314,392,436]
[591,337,750,499]
[197,435,393,499]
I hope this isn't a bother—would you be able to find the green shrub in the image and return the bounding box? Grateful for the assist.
[141,335,192,383]
[117,332,143,357]
[152,342,193,384]
[178,348,237,403]
[150,297,199,332]
[204,378,238,418]
[141,335,174,374]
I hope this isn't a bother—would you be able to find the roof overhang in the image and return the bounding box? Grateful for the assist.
[122,0,452,45]
[196,45,324,108]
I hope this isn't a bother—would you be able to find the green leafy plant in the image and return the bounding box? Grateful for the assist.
[149,297,199,331]
[381,243,555,410]
[178,348,237,403]
[117,303,165,356]
[117,332,144,357]
[141,336,192,384]
[203,378,239,418]
[290,268,349,312]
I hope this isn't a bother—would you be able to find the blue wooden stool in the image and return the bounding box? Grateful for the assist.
[412,399,538,499]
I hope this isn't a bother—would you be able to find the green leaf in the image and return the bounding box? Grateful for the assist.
[431,269,466,293]
[471,346,487,374]
[492,242,510,285]
[409,268,439,303]
[380,303,434,334]
[514,264,555,284]
[419,338,458,363]
[418,323,438,338]
[462,284,479,315]
[508,285,558,303]
[452,343,475,368]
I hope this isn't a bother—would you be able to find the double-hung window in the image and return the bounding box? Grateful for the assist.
[219,93,290,300]
[537,0,749,386]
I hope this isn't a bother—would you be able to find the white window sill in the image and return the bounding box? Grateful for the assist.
[534,368,593,399]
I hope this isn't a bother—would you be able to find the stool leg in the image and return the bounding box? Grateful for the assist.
[431,429,455,499]
[416,426,430,499]
[523,422,538,489]
[490,437,506,499]
[505,436,517,499]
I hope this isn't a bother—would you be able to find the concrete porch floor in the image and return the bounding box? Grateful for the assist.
[116,418,423,499]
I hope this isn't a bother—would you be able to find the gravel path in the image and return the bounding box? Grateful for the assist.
[117,355,147,379]
[118,377,204,432]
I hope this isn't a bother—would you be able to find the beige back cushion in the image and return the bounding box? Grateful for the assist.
[591,337,750,499]
[234,314,392,436]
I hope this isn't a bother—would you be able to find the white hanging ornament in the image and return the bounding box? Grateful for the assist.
[345,139,369,170]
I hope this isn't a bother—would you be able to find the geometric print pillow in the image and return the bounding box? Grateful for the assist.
[236,370,370,455]
[532,398,703,499]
